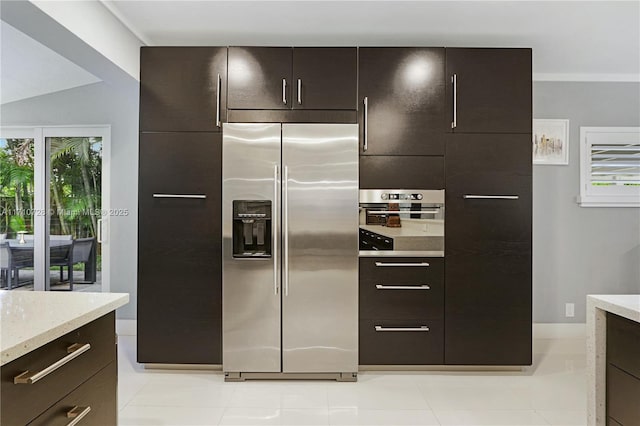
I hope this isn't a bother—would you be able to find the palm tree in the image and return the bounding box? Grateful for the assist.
[49,137,101,238]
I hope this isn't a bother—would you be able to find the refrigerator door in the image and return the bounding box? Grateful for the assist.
[223,123,282,372]
[281,123,359,373]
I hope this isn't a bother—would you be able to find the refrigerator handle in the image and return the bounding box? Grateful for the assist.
[283,165,289,296]
[273,165,279,295]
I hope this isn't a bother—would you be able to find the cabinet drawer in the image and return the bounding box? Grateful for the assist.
[360,260,443,320]
[607,365,640,426]
[607,313,640,379]
[359,319,443,365]
[1,313,115,426]
[360,257,443,286]
[359,156,444,190]
[29,361,116,426]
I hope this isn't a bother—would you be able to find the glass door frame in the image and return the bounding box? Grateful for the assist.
[0,125,111,291]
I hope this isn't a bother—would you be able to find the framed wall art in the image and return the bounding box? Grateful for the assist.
[533,119,569,165]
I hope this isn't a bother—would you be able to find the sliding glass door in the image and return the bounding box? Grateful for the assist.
[0,126,110,292]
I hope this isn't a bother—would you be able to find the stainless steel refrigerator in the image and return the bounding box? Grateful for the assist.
[222,123,359,381]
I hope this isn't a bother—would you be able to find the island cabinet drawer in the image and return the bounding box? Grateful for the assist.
[607,364,640,426]
[1,312,115,426]
[607,313,640,379]
[28,361,116,426]
[359,319,443,365]
[359,257,443,286]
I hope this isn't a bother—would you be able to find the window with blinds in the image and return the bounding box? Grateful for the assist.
[579,127,640,207]
[590,144,640,187]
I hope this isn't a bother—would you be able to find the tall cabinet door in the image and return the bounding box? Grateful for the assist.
[282,124,359,373]
[292,47,357,110]
[445,133,532,365]
[140,47,227,132]
[359,47,446,156]
[446,48,532,134]
[138,132,222,364]
[228,47,292,109]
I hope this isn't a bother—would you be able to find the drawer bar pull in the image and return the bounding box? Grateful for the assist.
[153,193,207,199]
[66,406,92,426]
[375,262,430,267]
[376,284,430,290]
[13,343,91,384]
[375,325,430,332]
[463,195,519,200]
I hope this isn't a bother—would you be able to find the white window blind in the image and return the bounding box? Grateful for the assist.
[590,143,640,186]
[579,127,640,207]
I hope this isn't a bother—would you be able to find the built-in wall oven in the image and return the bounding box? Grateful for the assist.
[359,189,444,256]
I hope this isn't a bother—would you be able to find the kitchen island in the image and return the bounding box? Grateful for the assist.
[587,294,640,426]
[1,291,128,425]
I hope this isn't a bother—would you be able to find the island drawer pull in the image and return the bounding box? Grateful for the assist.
[14,343,91,384]
[376,284,431,290]
[374,262,430,267]
[66,406,92,426]
[375,325,430,332]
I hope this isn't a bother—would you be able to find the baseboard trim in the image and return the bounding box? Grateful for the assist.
[533,323,586,339]
[116,319,137,336]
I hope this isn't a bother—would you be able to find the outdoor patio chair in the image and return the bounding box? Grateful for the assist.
[71,238,96,283]
[4,245,34,290]
[50,243,74,291]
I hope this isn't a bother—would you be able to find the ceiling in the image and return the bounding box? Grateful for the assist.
[107,0,640,80]
[0,21,101,105]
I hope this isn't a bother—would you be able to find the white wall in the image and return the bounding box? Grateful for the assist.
[0,82,139,319]
[533,81,640,323]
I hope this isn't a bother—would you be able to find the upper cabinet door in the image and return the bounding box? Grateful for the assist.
[359,48,446,156]
[228,47,292,110]
[446,48,532,134]
[140,47,227,132]
[292,48,357,110]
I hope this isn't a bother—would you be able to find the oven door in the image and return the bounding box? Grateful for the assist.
[359,189,444,256]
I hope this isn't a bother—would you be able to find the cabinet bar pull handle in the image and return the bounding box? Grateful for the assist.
[153,194,207,199]
[374,262,430,267]
[297,78,302,104]
[282,78,287,104]
[283,165,289,296]
[367,210,440,215]
[363,96,368,151]
[463,195,519,200]
[14,343,91,384]
[376,284,430,290]
[66,406,92,426]
[375,326,430,332]
[451,74,457,129]
[273,165,279,295]
[216,73,221,127]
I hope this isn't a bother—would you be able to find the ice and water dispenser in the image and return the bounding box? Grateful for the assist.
[232,200,272,258]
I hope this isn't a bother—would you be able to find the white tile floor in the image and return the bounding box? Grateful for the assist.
[117,336,587,425]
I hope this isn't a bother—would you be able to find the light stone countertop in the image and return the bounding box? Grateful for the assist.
[586,294,640,426]
[0,291,129,366]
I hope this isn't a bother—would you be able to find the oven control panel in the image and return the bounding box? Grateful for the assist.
[380,192,423,201]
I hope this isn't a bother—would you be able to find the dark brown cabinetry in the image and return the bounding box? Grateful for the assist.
[1,313,116,426]
[446,48,532,134]
[359,47,446,156]
[444,133,532,365]
[138,133,222,364]
[359,156,444,189]
[140,47,227,132]
[228,47,357,110]
[607,313,640,426]
[359,257,444,365]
